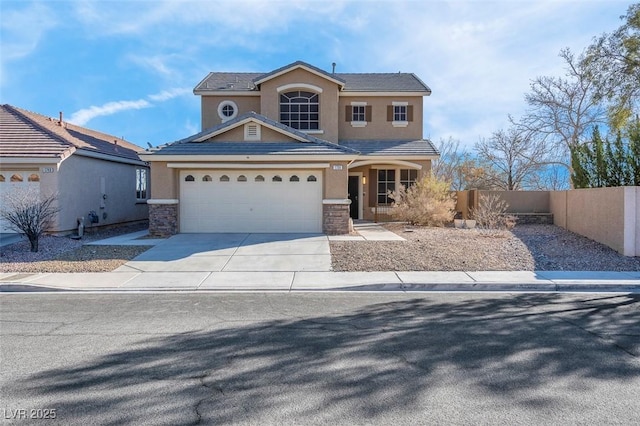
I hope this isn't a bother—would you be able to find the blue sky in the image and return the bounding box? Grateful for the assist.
[0,0,632,149]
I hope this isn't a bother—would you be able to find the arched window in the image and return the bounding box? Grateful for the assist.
[237,175,247,182]
[272,175,282,182]
[0,175,5,182]
[289,175,299,182]
[10,174,23,182]
[28,174,40,182]
[279,90,319,130]
[255,175,265,182]
[307,175,317,182]
[202,175,212,182]
[185,175,195,182]
[220,175,230,182]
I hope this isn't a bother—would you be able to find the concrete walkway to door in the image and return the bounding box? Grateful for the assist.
[115,233,332,273]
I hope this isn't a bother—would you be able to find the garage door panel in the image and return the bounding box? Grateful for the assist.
[180,170,322,233]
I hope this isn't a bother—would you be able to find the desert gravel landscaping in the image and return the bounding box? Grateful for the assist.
[2,223,639,273]
[331,223,640,272]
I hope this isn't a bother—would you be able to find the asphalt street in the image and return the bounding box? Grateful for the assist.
[1,292,639,425]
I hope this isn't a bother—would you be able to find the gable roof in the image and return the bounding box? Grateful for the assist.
[0,104,145,164]
[252,60,346,87]
[146,111,359,157]
[193,62,431,94]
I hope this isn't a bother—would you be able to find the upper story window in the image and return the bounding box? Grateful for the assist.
[347,102,371,127]
[393,105,407,122]
[217,100,238,122]
[279,90,319,130]
[387,102,413,127]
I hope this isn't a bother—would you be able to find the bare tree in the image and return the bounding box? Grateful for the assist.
[517,48,607,181]
[432,137,494,190]
[1,188,59,252]
[475,127,547,190]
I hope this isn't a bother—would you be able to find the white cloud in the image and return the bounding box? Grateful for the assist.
[148,88,191,102]
[68,100,151,126]
[0,2,57,61]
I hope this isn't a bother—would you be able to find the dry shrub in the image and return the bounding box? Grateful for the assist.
[389,176,456,226]
[471,193,517,237]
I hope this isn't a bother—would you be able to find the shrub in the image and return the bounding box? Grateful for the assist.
[0,188,59,252]
[389,176,456,226]
[471,193,516,236]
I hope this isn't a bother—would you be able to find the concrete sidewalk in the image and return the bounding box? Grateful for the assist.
[1,270,639,293]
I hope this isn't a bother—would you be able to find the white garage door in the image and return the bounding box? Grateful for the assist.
[0,171,41,233]
[179,170,323,233]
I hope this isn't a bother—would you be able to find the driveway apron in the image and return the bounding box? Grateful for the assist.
[120,233,331,272]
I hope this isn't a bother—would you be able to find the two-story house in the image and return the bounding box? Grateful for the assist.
[141,61,438,236]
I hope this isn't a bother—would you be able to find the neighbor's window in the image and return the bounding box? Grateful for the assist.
[279,90,319,130]
[377,169,395,204]
[136,168,148,200]
[400,169,418,189]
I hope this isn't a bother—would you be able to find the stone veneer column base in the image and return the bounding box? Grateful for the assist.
[323,199,351,235]
[148,199,179,237]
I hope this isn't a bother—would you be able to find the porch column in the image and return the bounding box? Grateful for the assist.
[322,199,351,235]
[147,199,179,237]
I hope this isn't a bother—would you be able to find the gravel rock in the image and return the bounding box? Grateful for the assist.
[331,223,640,272]
[0,222,149,273]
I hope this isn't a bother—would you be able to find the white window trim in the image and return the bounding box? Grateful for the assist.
[136,168,148,201]
[350,101,367,127]
[391,101,409,127]
[217,100,238,122]
[277,83,323,93]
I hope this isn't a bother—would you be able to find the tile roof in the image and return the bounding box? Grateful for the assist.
[339,139,440,156]
[194,63,431,93]
[252,60,346,86]
[149,112,358,156]
[0,104,145,162]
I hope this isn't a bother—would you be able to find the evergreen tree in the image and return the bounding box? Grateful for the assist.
[629,118,640,186]
[592,126,608,187]
[570,143,591,188]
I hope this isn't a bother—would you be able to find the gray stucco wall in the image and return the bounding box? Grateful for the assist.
[55,155,148,232]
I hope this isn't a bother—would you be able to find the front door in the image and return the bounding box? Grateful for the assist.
[348,175,359,219]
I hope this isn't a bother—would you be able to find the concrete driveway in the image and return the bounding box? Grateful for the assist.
[116,233,331,273]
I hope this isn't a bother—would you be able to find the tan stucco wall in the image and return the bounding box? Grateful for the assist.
[549,191,567,228]
[259,68,341,143]
[324,162,348,199]
[150,161,177,199]
[338,96,424,140]
[56,155,148,232]
[201,95,261,130]
[208,125,297,142]
[479,190,550,213]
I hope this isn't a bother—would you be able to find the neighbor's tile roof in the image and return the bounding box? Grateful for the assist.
[194,62,431,93]
[339,139,440,156]
[150,112,358,156]
[0,104,144,162]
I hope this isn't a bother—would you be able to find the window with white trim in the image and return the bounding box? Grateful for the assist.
[377,169,395,205]
[217,100,238,122]
[136,168,148,200]
[352,105,365,122]
[393,105,407,122]
[279,90,319,130]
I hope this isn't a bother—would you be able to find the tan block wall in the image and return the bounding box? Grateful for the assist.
[201,96,261,130]
[259,68,340,143]
[338,96,424,140]
[150,162,177,199]
[479,190,550,213]
[548,187,640,256]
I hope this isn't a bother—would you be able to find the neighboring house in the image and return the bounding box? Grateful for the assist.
[0,104,149,234]
[141,61,438,236]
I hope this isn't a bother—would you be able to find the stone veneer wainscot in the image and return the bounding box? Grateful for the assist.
[148,199,179,237]
[322,199,351,235]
